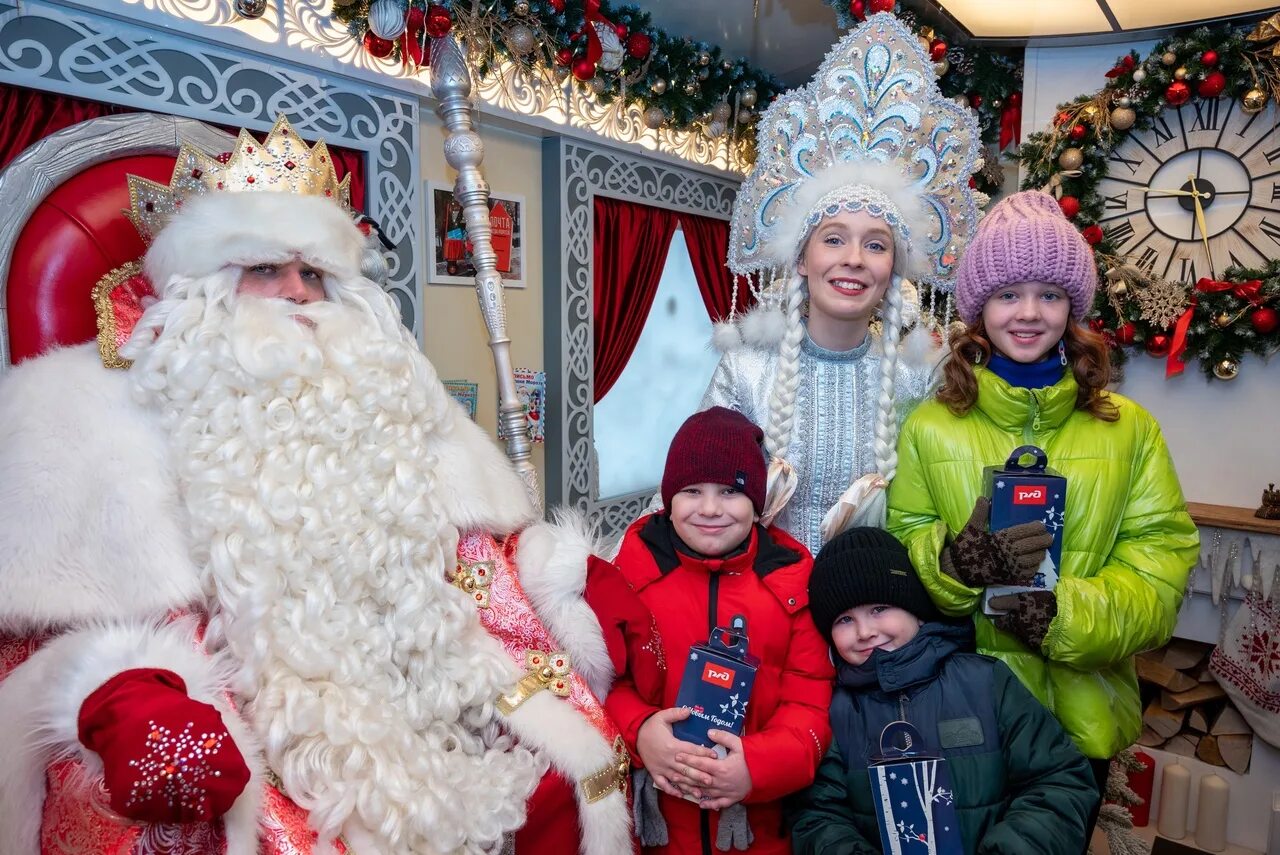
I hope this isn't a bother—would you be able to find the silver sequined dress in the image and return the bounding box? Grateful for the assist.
[700,332,934,555]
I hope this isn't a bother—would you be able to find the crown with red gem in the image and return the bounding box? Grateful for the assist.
[126,115,351,245]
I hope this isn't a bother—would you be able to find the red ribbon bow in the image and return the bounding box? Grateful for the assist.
[578,0,613,65]
[1167,278,1266,376]
[1105,55,1136,79]
[999,100,1022,151]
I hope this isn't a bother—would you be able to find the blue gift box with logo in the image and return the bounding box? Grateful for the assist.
[982,444,1068,615]
[868,721,964,855]
[672,616,758,756]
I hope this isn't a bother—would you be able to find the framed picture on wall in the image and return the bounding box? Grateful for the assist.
[426,181,526,288]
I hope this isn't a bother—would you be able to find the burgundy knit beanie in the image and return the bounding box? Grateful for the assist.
[955,190,1097,324]
[661,407,767,514]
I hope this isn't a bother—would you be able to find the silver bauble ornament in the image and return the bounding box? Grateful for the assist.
[651,78,668,95]
[933,58,949,76]
[590,76,606,94]
[684,80,699,96]
[367,0,408,39]
[722,60,734,71]
[737,108,753,123]
[1132,68,1146,83]
[707,119,726,139]
[555,66,571,83]
[991,98,1003,109]
[712,102,732,122]
[1109,107,1136,130]
[514,0,530,13]
[506,23,536,56]
[234,0,267,17]
[643,106,665,129]
[740,87,757,108]
[1117,96,1132,108]
[954,94,970,108]
[698,51,711,66]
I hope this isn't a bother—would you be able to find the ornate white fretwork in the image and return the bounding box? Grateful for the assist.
[0,0,422,336]
[57,0,748,176]
[548,139,739,540]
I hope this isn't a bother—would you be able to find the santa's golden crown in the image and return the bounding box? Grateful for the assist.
[127,115,351,244]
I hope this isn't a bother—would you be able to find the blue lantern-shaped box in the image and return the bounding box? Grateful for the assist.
[982,444,1068,615]
[867,722,964,855]
[672,617,757,757]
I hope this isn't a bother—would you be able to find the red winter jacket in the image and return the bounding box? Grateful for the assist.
[604,514,834,855]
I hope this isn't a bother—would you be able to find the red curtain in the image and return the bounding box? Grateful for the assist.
[0,84,366,210]
[679,212,752,322]
[593,196,678,403]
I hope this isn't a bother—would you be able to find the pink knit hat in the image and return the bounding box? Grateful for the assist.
[955,190,1097,324]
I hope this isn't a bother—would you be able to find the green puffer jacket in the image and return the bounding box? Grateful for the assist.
[886,368,1200,759]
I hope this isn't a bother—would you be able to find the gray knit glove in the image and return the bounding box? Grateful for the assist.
[715,802,754,851]
[632,768,669,848]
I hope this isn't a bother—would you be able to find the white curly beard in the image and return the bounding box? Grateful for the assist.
[121,272,541,854]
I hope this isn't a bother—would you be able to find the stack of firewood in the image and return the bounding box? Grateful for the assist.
[1136,639,1253,774]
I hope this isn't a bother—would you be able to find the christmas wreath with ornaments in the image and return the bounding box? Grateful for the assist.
[1017,17,1280,380]
[330,0,1021,182]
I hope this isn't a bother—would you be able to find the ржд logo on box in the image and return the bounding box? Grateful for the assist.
[1012,485,1047,505]
[702,663,735,688]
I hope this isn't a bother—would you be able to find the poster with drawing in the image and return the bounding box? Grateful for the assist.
[497,368,545,445]
[427,182,525,287]
[443,380,479,421]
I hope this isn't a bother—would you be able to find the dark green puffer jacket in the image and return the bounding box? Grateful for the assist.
[789,622,1097,855]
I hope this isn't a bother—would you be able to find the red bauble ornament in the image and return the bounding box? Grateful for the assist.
[555,46,573,66]
[869,0,895,12]
[363,31,394,59]
[1115,322,1136,346]
[1058,195,1081,219]
[930,40,947,61]
[1069,124,1086,141]
[626,32,651,60]
[1054,110,1071,126]
[1007,91,1022,108]
[549,0,565,11]
[851,0,865,17]
[1201,50,1219,67]
[614,23,628,39]
[572,56,597,82]
[1252,306,1279,335]
[1165,81,1191,107]
[424,4,452,38]
[970,92,983,109]
[1088,317,1106,332]
[1081,224,1104,245]
[1145,333,1171,357]
[1197,71,1227,99]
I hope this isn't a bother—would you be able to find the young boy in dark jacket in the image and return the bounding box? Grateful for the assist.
[604,407,834,854]
[790,527,1097,855]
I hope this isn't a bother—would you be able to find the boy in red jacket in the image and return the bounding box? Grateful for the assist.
[604,407,834,854]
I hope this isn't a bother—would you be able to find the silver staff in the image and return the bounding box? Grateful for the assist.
[430,34,542,511]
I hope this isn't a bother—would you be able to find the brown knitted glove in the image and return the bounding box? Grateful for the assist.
[940,498,1054,588]
[988,591,1058,650]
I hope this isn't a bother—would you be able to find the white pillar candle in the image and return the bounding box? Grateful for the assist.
[1157,761,1191,840]
[1195,773,1229,852]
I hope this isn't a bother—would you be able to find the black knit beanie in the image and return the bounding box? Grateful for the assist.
[808,527,941,644]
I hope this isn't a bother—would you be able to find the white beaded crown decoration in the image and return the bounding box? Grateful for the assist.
[728,13,985,293]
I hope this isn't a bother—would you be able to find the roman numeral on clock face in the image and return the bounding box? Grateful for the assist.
[1106,219,1137,248]
[1151,115,1176,148]
[1108,151,1144,175]
[1189,99,1220,133]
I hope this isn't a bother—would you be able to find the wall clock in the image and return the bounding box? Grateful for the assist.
[1095,98,1279,283]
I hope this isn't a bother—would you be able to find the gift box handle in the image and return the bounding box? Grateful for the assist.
[878,720,925,757]
[1003,444,1048,473]
[708,615,750,658]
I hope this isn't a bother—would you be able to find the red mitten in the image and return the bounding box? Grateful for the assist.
[77,668,251,824]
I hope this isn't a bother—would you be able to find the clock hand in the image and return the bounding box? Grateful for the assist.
[1188,175,1215,279]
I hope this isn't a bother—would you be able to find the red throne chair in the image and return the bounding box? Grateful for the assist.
[0,113,234,370]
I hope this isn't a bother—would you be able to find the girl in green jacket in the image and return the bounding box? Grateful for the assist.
[886,191,1200,844]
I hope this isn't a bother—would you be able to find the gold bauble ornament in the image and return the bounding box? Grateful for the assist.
[697,51,711,66]
[684,80,699,96]
[1243,88,1269,114]
[1214,312,1233,328]
[933,58,950,76]
[740,87,758,108]
[1212,358,1240,381]
[1058,147,1084,170]
[1110,107,1137,130]
[1174,67,1187,80]
[642,106,665,129]
[1080,104,1100,122]
[1162,51,1177,66]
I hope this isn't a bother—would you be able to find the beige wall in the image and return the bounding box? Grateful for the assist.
[419,112,547,504]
